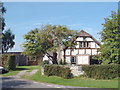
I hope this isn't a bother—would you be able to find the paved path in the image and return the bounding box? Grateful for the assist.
[17,69,39,76]
[17,70,28,76]
[29,69,38,75]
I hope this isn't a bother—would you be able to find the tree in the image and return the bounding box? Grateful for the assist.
[0,2,6,53]
[0,2,15,53]
[23,24,77,64]
[2,29,15,53]
[0,2,6,31]
[98,11,120,64]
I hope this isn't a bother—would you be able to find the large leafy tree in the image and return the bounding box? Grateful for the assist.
[99,11,120,64]
[23,24,77,64]
[2,29,15,53]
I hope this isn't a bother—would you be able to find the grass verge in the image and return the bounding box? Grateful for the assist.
[21,66,118,88]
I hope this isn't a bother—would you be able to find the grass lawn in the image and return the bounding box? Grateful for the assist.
[21,66,118,89]
[0,65,39,76]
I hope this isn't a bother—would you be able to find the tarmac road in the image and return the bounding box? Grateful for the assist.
[0,76,111,90]
[0,76,86,88]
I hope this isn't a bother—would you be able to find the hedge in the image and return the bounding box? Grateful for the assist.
[44,64,72,79]
[2,54,16,71]
[82,64,119,79]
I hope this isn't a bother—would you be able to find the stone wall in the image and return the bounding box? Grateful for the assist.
[69,66,84,76]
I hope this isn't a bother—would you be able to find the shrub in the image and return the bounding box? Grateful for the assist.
[59,59,63,65]
[63,61,67,65]
[90,55,102,65]
[2,54,16,71]
[59,59,67,65]
[40,60,49,67]
[82,64,119,79]
[44,64,72,79]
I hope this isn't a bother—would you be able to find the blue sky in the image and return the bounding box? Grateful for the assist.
[3,2,118,52]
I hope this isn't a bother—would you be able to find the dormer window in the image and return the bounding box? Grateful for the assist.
[80,42,90,48]
[83,37,86,41]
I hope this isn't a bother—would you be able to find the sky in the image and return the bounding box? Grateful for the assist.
[3,2,118,52]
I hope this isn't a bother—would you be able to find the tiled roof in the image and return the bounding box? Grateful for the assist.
[77,30,91,37]
[76,30,101,45]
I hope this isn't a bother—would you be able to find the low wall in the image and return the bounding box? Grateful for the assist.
[69,66,84,76]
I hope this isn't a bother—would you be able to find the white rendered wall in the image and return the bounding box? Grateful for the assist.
[85,37,93,41]
[71,49,78,55]
[86,49,91,55]
[98,52,101,54]
[91,42,95,48]
[76,37,83,41]
[43,54,49,61]
[43,54,53,64]
[75,42,79,48]
[66,49,70,55]
[79,49,85,54]
[96,44,100,48]
[77,56,89,64]
[92,49,97,55]
[66,56,71,63]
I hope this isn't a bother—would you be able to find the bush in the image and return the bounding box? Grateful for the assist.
[82,64,119,79]
[90,55,102,65]
[59,59,67,65]
[2,54,16,71]
[63,61,67,65]
[59,59,63,65]
[44,64,72,79]
[40,60,49,67]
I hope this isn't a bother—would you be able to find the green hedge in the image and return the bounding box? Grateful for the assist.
[82,64,119,79]
[44,64,72,79]
[2,54,16,71]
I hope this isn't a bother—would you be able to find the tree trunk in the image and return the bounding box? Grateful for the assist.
[52,52,58,64]
[63,49,66,63]
[2,47,4,54]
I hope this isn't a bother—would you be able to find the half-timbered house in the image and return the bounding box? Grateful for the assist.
[43,30,101,65]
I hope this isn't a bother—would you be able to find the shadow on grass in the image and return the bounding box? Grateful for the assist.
[1,67,29,74]
[15,67,29,71]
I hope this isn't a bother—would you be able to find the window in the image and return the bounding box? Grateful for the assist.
[84,42,86,47]
[80,42,82,47]
[72,56,76,64]
[80,42,89,48]
[87,42,89,47]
